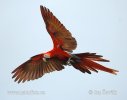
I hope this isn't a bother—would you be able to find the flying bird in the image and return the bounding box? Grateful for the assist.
[12,5,118,83]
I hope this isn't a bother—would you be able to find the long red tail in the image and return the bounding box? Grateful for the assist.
[71,53,118,75]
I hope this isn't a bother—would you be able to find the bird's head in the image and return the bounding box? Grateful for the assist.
[31,52,51,62]
[43,53,51,62]
[43,53,51,58]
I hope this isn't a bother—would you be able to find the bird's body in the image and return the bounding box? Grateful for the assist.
[12,6,118,83]
[44,47,71,60]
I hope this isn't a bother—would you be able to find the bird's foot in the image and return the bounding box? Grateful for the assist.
[66,57,73,66]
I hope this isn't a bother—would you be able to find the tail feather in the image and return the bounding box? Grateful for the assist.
[75,52,110,62]
[71,53,118,75]
[84,59,118,75]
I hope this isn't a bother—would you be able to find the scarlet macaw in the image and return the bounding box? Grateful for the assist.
[12,6,118,83]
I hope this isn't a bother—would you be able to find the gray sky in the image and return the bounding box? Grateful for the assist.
[0,0,127,100]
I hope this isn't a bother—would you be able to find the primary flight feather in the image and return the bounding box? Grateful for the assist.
[12,6,118,83]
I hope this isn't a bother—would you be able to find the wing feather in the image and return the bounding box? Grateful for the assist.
[12,55,64,83]
[40,6,77,52]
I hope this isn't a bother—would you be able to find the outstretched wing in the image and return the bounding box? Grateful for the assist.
[40,6,77,52]
[12,55,64,83]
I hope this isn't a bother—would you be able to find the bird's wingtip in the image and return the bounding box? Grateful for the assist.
[40,5,45,9]
[40,5,43,9]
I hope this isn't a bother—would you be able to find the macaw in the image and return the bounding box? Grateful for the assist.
[12,6,118,83]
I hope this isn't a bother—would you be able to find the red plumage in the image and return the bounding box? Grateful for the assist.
[12,6,118,83]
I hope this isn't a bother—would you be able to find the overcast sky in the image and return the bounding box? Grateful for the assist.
[0,0,127,100]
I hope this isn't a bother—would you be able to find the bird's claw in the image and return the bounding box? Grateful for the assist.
[66,57,73,66]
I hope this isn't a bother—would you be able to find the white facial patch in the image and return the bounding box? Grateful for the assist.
[43,58,47,62]
[44,53,51,58]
